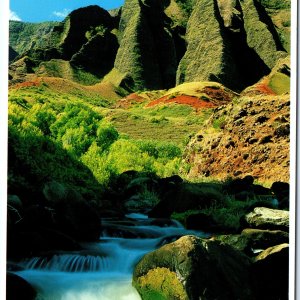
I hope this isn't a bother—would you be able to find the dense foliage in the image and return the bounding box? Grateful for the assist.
[8,94,182,197]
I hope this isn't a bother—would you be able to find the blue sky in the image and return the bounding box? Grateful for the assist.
[9,0,125,23]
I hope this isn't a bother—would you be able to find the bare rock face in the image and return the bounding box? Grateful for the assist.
[244,207,289,231]
[133,235,255,300]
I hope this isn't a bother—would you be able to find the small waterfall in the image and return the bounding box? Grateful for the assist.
[13,214,210,299]
[20,254,111,272]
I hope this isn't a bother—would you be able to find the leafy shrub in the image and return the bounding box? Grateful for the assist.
[96,121,119,151]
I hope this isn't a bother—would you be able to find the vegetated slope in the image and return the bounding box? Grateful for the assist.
[182,59,290,183]
[176,0,288,91]
[9,20,59,55]
[9,0,290,92]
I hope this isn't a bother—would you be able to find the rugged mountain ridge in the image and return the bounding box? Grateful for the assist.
[9,0,290,92]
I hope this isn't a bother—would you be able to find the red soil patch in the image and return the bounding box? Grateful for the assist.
[10,79,41,89]
[146,95,217,109]
[255,83,276,95]
[114,93,147,109]
[201,87,232,104]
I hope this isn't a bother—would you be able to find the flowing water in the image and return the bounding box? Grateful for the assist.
[11,213,210,300]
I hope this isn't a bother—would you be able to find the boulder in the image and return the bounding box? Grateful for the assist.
[133,235,255,300]
[54,188,102,241]
[6,272,36,300]
[244,207,289,231]
[186,212,221,232]
[215,228,289,256]
[43,181,67,204]
[252,243,289,299]
[149,182,224,218]
[271,181,289,209]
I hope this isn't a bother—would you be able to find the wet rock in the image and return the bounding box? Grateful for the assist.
[244,207,289,231]
[186,213,220,232]
[271,181,289,209]
[7,272,37,300]
[216,228,288,257]
[133,235,255,300]
[252,243,289,300]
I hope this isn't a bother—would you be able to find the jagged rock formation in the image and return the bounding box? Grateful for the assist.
[9,0,290,91]
[176,0,288,91]
[70,29,119,76]
[59,6,114,59]
[113,0,177,90]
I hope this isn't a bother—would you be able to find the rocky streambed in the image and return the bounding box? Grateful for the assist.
[7,206,289,300]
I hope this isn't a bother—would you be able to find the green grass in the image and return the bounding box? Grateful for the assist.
[105,108,209,148]
[37,59,101,85]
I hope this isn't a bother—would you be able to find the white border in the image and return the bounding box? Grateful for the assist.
[290,0,298,298]
[0,0,8,299]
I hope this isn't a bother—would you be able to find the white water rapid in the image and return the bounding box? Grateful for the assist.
[12,213,209,300]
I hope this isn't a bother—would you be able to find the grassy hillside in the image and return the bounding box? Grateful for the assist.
[9,21,60,55]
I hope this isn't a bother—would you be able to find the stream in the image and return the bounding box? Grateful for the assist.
[11,213,210,300]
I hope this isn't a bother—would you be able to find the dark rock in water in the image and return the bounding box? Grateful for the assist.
[242,228,289,251]
[149,182,223,218]
[244,207,289,232]
[43,181,67,204]
[7,227,82,260]
[271,181,289,209]
[133,235,255,300]
[60,5,114,59]
[215,228,289,256]
[7,272,37,300]
[252,243,289,300]
[55,192,101,241]
[42,181,102,241]
[186,212,220,232]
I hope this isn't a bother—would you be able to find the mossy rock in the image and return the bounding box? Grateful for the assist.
[135,267,188,300]
[133,235,255,300]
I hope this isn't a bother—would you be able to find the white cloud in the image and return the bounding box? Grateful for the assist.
[52,8,70,18]
[9,10,21,21]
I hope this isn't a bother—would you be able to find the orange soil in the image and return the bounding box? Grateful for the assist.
[114,93,147,109]
[146,95,217,109]
[255,83,276,95]
[10,79,41,89]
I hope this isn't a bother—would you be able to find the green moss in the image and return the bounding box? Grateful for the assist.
[134,267,188,300]
[268,72,290,94]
